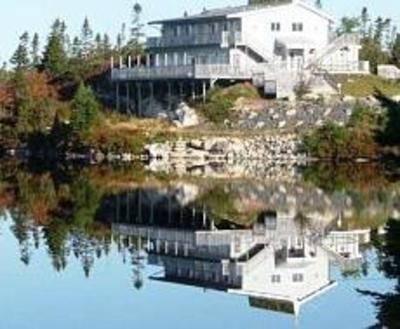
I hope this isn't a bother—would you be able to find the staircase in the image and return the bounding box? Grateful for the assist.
[307,33,360,70]
[236,33,272,63]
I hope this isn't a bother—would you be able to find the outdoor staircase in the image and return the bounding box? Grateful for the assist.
[236,33,272,63]
[307,33,360,70]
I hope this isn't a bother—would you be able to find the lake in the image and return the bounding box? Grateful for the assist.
[0,161,399,329]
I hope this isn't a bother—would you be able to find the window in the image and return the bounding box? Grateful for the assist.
[271,22,281,31]
[292,23,303,32]
[271,274,281,283]
[293,273,304,282]
[173,26,180,37]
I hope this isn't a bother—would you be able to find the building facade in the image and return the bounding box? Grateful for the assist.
[111,0,369,113]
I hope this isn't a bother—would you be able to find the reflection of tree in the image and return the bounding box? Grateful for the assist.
[358,220,400,329]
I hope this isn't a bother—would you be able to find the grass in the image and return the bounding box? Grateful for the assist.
[336,75,400,97]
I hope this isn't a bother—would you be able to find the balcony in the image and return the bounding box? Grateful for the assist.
[111,63,254,81]
[147,31,239,49]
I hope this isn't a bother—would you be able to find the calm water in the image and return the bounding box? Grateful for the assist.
[0,162,399,329]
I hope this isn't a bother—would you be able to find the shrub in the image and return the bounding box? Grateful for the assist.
[198,83,260,124]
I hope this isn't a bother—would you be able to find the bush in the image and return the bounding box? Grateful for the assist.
[198,83,260,124]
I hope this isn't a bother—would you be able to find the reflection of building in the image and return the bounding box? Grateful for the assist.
[322,229,371,273]
[113,213,340,316]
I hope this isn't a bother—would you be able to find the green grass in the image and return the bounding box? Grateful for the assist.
[337,75,400,97]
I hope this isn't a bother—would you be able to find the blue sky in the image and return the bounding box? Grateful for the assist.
[1,0,399,64]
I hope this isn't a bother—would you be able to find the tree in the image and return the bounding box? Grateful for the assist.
[31,33,41,68]
[315,0,322,8]
[70,83,101,137]
[391,33,400,68]
[127,3,144,53]
[42,19,68,76]
[360,7,370,38]
[337,17,360,35]
[10,32,30,70]
[81,17,94,58]
[71,36,82,59]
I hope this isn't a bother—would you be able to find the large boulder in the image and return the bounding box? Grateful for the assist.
[173,102,200,128]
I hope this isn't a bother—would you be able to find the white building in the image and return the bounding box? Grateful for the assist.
[111,0,369,111]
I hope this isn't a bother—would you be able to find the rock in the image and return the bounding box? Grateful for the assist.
[287,109,296,117]
[278,121,287,129]
[255,121,265,129]
[342,95,356,103]
[391,95,400,103]
[173,102,200,128]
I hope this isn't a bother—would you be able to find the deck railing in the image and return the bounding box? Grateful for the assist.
[111,63,254,81]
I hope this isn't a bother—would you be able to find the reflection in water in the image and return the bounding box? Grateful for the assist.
[113,205,371,316]
[0,162,399,327]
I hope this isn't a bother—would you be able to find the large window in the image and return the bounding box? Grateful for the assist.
[271,22,281,31]
[292,23,303,32]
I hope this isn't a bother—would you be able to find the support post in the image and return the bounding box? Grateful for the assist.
[167,82,172,111]
[128,56,132,69]
[136,83,142,117]
[146,54,151,67]
[137,55,141,67]
[191,82,196,100]
[149,82,154,102]
[202,81,207,103]
[119,56,123,68]
[116,83,120,111]
[126,82,130,114]
[179,82,184,100]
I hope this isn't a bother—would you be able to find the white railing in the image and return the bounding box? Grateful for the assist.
[147,31,229,48]
[235,32,272,62]
[308,33,361,69]
[318,61,370,74]
[112,63,255,81]
[194,64,253,79]
[112,65,195,80]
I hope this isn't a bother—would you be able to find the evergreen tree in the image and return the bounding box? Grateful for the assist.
[103,33,111,56]
[31,33,40,68]
[391,34,400,68]
[81,17,94,58]
[337,17,360,35]
[10,32,30,70]
[360,7,370,38]
[71,36,82,59]
[42,19,68,76]
[95,33,102,53]
[127,3,144,52]
[70,83,100,137]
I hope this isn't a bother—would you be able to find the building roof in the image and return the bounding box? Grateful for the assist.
[148,0,335,25]
[149,1,293,25]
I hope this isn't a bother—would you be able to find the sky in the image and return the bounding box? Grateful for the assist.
[0,0,399,64]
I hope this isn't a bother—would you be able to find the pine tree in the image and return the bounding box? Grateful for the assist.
[31,33,41,68]
[315,0,322,9]
[10,32,30,70]
[81,17,94,58]
[127,3,144,52]
[103,33,111,56]
[72,37,82,58]
[95,33,102,53]
[70,83,100,137]
[391,34,400,68]
[42,19,68,76]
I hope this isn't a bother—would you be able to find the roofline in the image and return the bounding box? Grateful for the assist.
[149,0,336,26]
